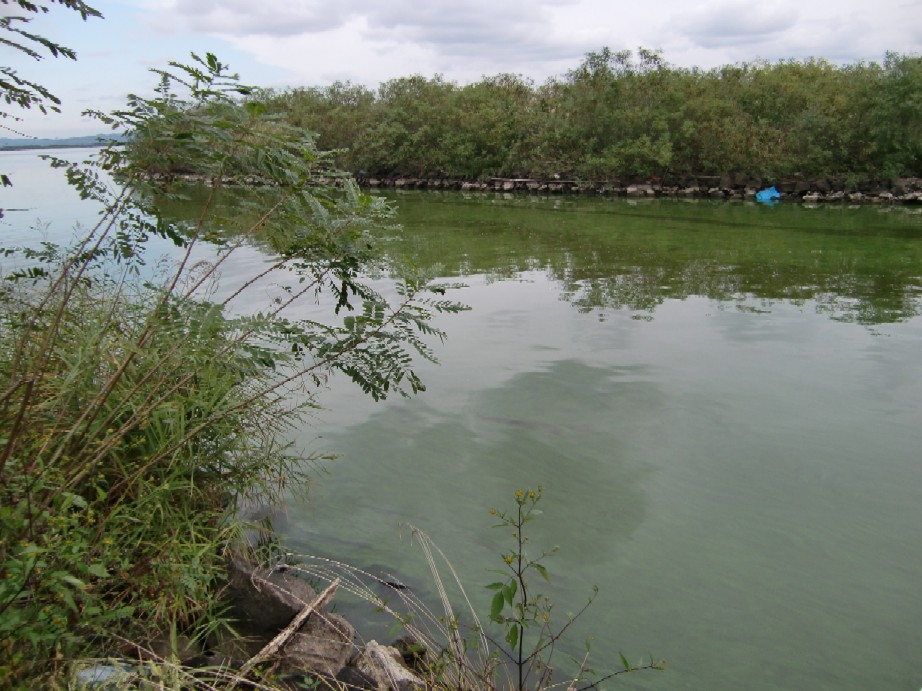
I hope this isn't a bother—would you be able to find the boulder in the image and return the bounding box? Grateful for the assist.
[336,665,379,690]
[224,554,319,634]
[351,640,425,691]
[626,184,653,197]
[280,612,355,676]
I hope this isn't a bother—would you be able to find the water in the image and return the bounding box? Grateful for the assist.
[284,192,922,691]
[5,152,922,690]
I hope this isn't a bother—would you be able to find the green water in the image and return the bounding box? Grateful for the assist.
[5,153,922,689]
[280,192,922,690]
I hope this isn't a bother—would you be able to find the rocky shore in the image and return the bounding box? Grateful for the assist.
[78,553,428,690]
[357,174,922,204]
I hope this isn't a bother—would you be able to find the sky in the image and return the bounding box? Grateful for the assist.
[4,0,922,138]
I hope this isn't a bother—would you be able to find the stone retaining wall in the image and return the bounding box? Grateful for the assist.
[357,175,922,204]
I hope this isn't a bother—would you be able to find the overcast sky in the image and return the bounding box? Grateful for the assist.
[4,0,922,138]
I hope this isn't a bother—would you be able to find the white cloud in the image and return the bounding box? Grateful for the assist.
[675,1,797,49]
[146,0,356,36]
[138,0,922,89]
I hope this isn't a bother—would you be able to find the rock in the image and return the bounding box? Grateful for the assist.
[393,636,427,670]
[74,664,135,687]
[351,640,425,691]
[336,665,379,691]
[626,184,653,197]
[224,554,319,634]
[802,193,821,203]
[280,613,355,676]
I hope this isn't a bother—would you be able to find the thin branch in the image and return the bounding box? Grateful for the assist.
[235,578,339,681]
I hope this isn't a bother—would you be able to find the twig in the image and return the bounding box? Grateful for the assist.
[236,578,339,680]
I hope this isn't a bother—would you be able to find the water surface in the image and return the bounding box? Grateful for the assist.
[283,191,922,691]
[5,154,922,690]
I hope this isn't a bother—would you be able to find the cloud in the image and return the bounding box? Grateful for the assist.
[138,0,922,87]
[674,1,797,49]
[146,0,356,36]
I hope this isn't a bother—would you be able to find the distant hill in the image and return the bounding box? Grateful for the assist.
[0,134,126,150]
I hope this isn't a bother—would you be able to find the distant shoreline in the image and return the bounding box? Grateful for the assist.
[0,134,124,152]
[0,142,110,152]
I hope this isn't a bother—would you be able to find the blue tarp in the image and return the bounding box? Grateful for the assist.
[756,186,781,203]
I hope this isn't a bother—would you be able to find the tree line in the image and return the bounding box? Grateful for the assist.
[258,48,922,183]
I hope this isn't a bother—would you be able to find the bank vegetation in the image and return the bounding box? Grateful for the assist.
[258,48,922,184]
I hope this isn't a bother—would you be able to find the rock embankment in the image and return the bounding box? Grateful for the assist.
[77,554,428,690]
[214,554,428,690]
[357,174,922,203]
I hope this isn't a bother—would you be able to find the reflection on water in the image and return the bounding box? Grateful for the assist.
[379,191,922,325]
[280,194,922,691]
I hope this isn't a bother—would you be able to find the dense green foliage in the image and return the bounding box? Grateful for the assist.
[261,48,922,182]
[0,54,463,686]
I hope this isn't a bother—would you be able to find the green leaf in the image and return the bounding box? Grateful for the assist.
[503,579,517,606]
[619,652,632,671]
[490,591,505,620]
[86,563,109,578]
[485,581,505,591]
[60,575,85,589]
[245,101,267,117]
[505,624,519,649]
[533,563,550,581]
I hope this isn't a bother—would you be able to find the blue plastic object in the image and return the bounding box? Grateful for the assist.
[756,186,781,203]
